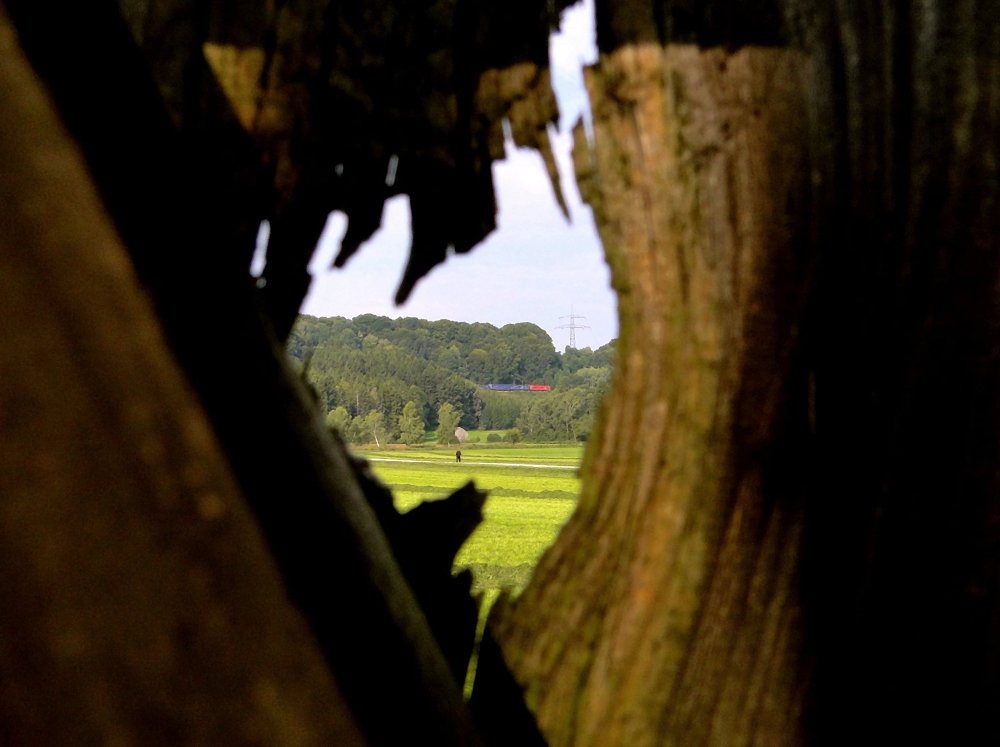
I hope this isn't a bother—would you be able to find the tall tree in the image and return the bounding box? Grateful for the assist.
[437,403,462,445]
[364,410,387,448]
[326,405,351,435]
[479,390,527,430]
[399,400,427,445]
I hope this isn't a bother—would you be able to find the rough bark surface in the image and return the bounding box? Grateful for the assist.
[492,2,1000,745]
[493,43,813,746]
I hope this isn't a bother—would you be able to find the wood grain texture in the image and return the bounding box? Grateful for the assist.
[493,44,813,747]
[493,2,1000,744]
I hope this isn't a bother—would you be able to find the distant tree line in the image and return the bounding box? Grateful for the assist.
[290,314,615,444]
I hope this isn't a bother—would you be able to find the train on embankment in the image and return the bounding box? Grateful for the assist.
[481,383,552,391]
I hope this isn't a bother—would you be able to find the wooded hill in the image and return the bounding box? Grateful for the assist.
[289,314,616,442]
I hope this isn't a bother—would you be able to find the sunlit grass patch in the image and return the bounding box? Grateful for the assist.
[361,445,580,597]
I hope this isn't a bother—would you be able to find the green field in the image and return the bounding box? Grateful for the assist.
[357,445,581,594]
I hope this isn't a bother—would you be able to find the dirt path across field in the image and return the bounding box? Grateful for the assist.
[364,457,578,470]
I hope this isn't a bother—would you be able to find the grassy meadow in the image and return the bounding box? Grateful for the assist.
[355,444,582,595]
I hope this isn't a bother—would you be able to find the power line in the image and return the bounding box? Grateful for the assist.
[557,306,590,349]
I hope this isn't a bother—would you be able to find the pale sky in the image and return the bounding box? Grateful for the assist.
[284,0,618,350]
